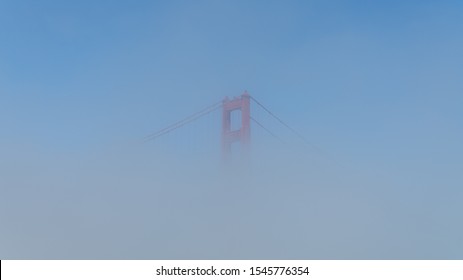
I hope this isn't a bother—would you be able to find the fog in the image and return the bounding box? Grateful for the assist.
[1,0,462,259]
[1,137,461,259]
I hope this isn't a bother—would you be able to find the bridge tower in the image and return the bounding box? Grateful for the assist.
[222,91,251,162]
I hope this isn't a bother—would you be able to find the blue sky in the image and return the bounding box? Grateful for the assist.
[1,0,462,259]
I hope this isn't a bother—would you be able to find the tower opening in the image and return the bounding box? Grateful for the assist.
[221,91,251,162]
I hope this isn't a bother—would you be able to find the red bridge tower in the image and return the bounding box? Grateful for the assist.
[222,91,251,161]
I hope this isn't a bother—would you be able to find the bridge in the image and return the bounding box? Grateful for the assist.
[144,91,310,162]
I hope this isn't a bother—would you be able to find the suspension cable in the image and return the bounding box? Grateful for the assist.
[144,101,222,142]
[250,116,286,144]
[250,96,323,152]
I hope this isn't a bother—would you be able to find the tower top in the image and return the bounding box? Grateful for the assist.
[221,92,251,162]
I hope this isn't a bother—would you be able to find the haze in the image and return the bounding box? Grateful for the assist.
[1,0,462,259]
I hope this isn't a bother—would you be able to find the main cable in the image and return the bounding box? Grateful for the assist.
[144,101,222,142]
[250,116,286,144]
[250,96,323,152]
[144,100,222,140]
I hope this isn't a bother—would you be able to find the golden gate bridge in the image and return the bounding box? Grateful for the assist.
[143,91,316,161]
